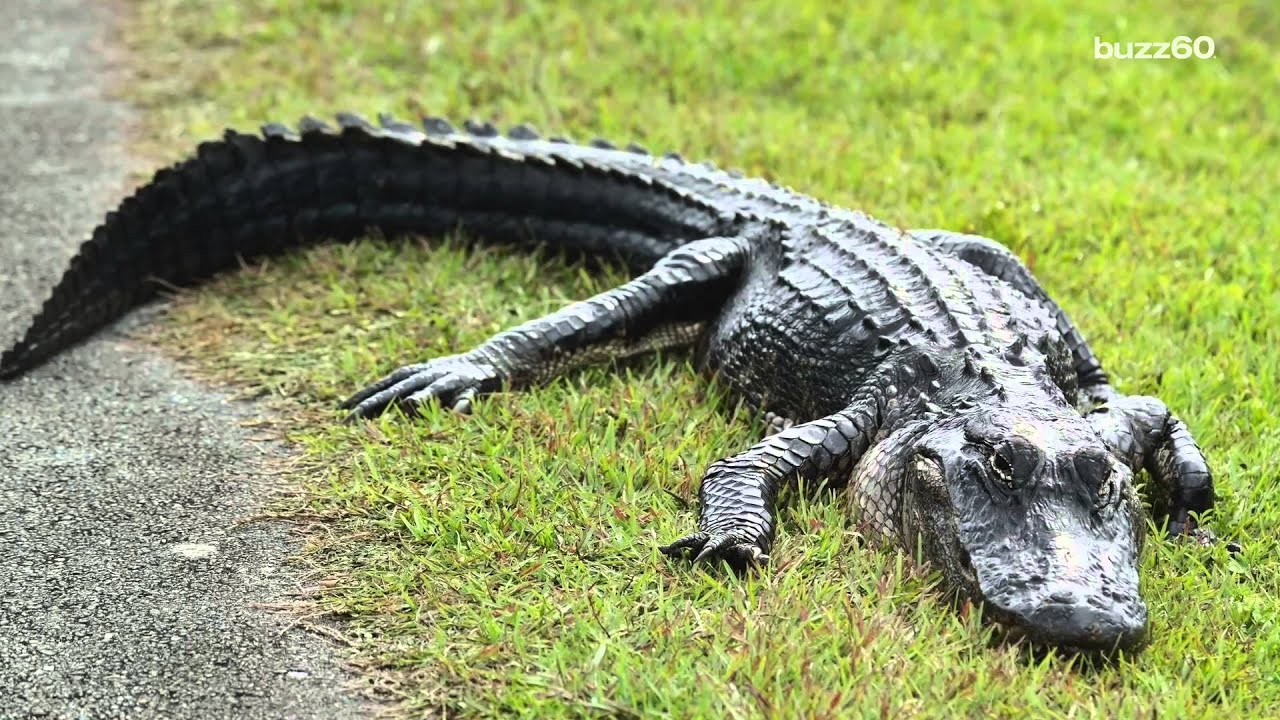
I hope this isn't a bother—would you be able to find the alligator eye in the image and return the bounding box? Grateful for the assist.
[990,452,1015,486]
[1096,464,1118,508]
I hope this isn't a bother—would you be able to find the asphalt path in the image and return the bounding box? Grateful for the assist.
[0,1,367,717]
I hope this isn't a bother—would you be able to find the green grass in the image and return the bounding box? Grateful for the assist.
[123,1,1279,716]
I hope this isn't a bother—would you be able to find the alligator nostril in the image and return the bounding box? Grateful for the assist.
[1048,590,1075,604]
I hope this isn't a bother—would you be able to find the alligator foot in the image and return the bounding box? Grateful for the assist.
[1178,525,1243,555]
[341,353,501,421]
[659,526,770,573]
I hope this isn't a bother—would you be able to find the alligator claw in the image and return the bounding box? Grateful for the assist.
[339,363,425,409]
[660,529,770,572]
[1169,524,1243,555]
[341,354,499,421]
[658,530,709,555]
[451,389,477,415]
[1188,526,1217,547]
[1190,527,1244,555]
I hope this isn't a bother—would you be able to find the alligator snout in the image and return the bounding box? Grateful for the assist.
[970,532,1148,653]
[985,582,1148,652]
[1015,594,1148,651]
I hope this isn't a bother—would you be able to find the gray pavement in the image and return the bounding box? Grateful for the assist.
[0,1,368,718]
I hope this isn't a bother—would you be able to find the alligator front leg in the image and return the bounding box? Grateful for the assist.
[342,235,752,420]
[660,397,882,570]
[1086,395,1215,540]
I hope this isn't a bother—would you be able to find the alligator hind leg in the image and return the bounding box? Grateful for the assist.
[342,235,752,420]
[1085,395,1215,540]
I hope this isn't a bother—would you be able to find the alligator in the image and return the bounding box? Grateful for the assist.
[0,113,1220,654]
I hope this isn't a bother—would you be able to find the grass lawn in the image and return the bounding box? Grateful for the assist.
[123,0,1278,717]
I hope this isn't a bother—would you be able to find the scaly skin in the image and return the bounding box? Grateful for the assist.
[0,113,1219,654]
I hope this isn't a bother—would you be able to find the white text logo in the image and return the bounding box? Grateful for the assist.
[1094,36,1215,60]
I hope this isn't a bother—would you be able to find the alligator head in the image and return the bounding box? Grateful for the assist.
[896,405,1148,653]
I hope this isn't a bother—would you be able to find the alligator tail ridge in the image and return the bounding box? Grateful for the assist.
[0,113,725,379]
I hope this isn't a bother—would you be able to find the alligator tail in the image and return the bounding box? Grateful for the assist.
[0,113,731,380]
